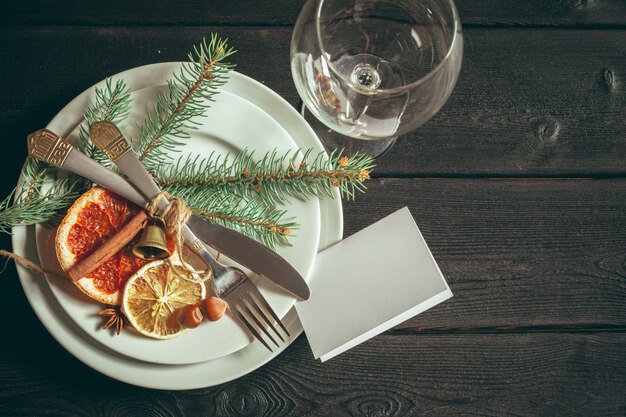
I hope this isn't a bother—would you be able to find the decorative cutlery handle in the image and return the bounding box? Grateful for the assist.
[27,129,149,207]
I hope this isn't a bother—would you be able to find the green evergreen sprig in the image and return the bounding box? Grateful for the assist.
[155,148,375,206]
[0,162,80,234]
[135,34,236,171]
[164,185,296,248]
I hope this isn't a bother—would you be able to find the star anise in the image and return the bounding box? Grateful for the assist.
[98,305,125,335]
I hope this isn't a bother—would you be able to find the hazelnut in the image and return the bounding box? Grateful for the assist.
[201,296,227,321]
[177,304,203,329]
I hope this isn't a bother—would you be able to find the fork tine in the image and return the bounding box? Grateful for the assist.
[249,289,291,337]
[241,296,280,347]
[244,294,286,343]
[234,304,273,352]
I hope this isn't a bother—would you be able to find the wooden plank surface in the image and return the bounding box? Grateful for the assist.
[1,26,624,177]
[1,334,625,416]
[1,0,626,26]
[0,1,624,414]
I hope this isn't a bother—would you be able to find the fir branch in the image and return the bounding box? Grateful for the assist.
[136,35,236,171]
[155,148,375,206]
[0,165,80,234]
[21,158,47,204]
[79,78,133,167]
[86,78,133,124]
[163,185,296,248]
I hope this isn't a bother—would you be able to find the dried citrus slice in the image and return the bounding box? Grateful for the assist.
[122,260,206,340]
[56,186,151,305]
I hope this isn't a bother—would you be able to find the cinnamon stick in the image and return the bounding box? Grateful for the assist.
[67,210,148,282]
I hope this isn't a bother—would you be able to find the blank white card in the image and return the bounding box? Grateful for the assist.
[296,207,453,362]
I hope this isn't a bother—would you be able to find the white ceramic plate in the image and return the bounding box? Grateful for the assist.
[14,63,343,389]
[37,82,321,364]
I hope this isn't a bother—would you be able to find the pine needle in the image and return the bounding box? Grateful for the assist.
[0,165,80,234]
[135,34,236,171]
[155,148,375,206]
[163,186,296,248]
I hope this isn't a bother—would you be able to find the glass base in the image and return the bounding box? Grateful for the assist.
[300,105,397,159]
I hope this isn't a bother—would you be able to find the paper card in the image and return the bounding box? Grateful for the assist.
[295,206,452,362]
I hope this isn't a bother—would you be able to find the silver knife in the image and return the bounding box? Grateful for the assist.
[27,128,310,300]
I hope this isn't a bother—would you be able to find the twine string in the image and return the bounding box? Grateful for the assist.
[0,249,63,278]
[146,191,191,264]
[146,191,210,282]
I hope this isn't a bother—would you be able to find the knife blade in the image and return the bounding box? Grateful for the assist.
[27,128,311,300]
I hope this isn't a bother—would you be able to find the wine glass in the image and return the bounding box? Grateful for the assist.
[291,0,463,157]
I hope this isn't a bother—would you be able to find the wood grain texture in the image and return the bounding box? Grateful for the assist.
[1,334,625,416]
[1,0,625,26]
[0,26,624,177]
[0,1,624,412]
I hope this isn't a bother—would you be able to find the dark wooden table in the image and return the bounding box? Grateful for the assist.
[1,1,625,416]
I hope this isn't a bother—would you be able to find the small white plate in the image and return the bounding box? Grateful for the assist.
[37,83,320,365]
[14,63,343,389]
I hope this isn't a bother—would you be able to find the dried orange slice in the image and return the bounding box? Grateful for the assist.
[55,186,150,305]
[122,260,205,339]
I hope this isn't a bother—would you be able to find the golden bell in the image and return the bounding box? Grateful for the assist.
[131,218,171,260]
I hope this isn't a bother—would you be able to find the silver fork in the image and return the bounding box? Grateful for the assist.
[84,122,291,351]
[207,255,290,351]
